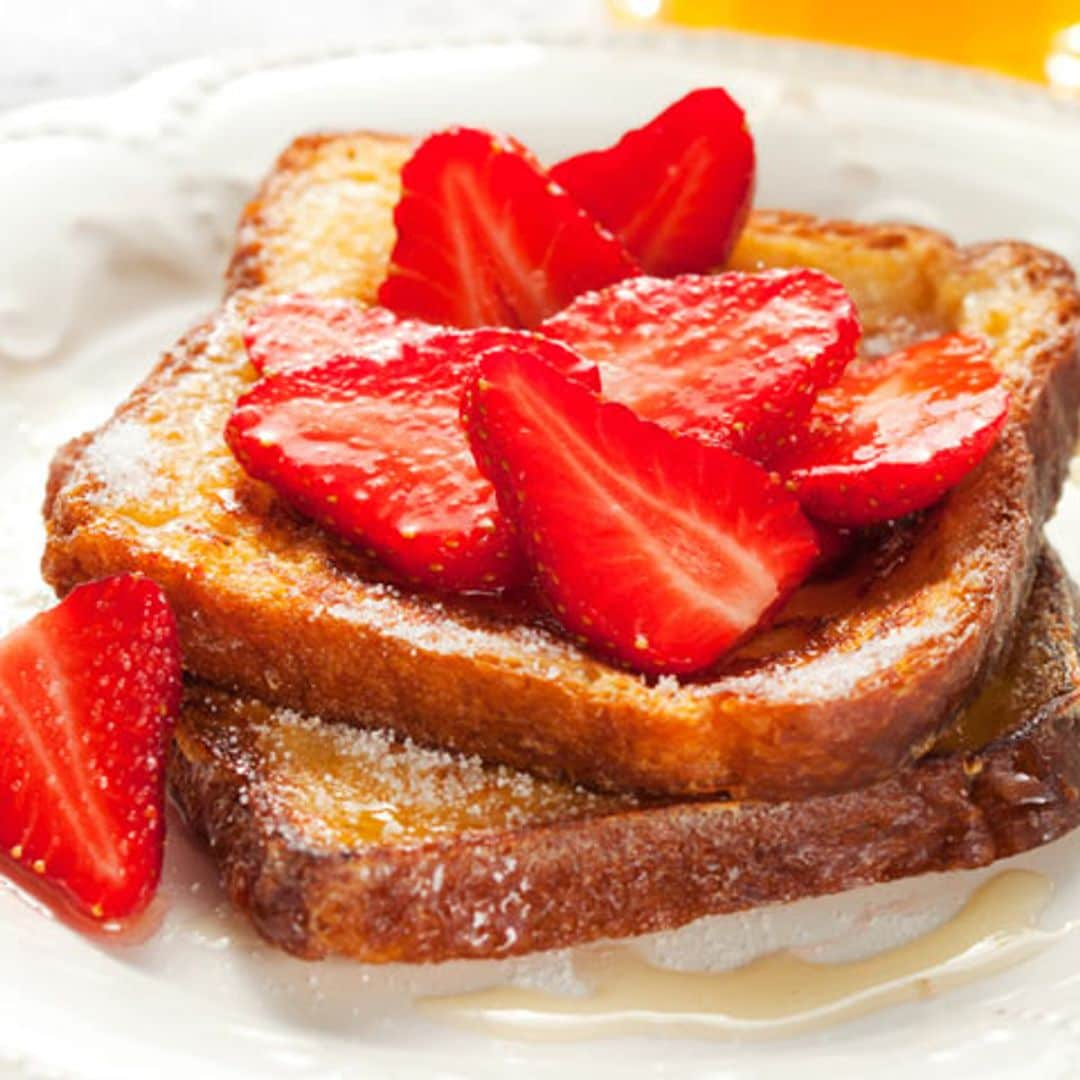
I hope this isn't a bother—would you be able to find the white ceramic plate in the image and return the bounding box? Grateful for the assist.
[1,29,1079,1080]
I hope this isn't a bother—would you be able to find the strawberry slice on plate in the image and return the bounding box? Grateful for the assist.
[462,348,820,675]
[377,127,639,329]
[541,269,860,460]
[245,296,439,376]
[227,330,598,592]
[778,333,1009,526]
[0,575,181,923]
[550,88,755,276]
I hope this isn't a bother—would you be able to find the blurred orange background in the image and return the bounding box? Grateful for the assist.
[610,0,1080,87]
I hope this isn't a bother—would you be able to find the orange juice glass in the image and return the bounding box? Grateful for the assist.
[610,0,1080,88]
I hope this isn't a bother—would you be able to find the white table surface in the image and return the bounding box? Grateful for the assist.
[0,0,604,113]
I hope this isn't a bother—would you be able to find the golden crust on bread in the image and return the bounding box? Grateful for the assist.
[42,132,1080,798]
[227,132,412,299]
[169,548,1080,962]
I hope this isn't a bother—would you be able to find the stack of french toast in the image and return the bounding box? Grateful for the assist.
[39,90,1080,963]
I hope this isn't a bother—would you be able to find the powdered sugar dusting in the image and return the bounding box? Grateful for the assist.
[252,705,624,850]
[324,597,572,667]
[80,419,163,505]
[716,611,957,701]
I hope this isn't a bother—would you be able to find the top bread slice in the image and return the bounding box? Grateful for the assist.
[43,131,1080,799]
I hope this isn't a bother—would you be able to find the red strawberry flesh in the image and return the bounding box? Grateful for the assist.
[778,333,1009,526]
[463,348,820,675]
[551,87,755,276]
[245,296,439,376]
[541,269,860,459]
[378,127,639,329]
[0,575,181,922]
[227,330,598,592]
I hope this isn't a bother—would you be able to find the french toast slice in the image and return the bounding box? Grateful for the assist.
[170,547,1080,963]
[43,131,1080,799]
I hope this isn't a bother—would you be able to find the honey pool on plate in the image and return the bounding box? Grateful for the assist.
[423,871,1055,1041]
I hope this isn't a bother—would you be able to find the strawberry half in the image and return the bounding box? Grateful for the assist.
[0,575,181,922]
[245,296,439,376]
[550,88,755,276]
[778,333,1009,526]
[541,270,860,460]
[462,349,820,675]
[377,127,639,329]
[227,330,598,592]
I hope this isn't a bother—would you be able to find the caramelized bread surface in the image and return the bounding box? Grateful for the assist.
[44,132,1080,798]
[171,548,1080,962]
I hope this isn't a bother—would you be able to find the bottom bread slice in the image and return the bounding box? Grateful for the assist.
[171,547,1080,964]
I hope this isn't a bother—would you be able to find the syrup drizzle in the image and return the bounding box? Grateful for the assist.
[422,870,1054,1041]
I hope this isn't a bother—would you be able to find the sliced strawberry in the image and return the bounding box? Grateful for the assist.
[778,333,1009,526]
[541,270,860,459]
[462,349,820,675]
[227,330,597,592]
[809,521,859,577]
[244,296,439,376]
[0,575,181,923]
[550,88,755,276]
[377,127,639,329]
